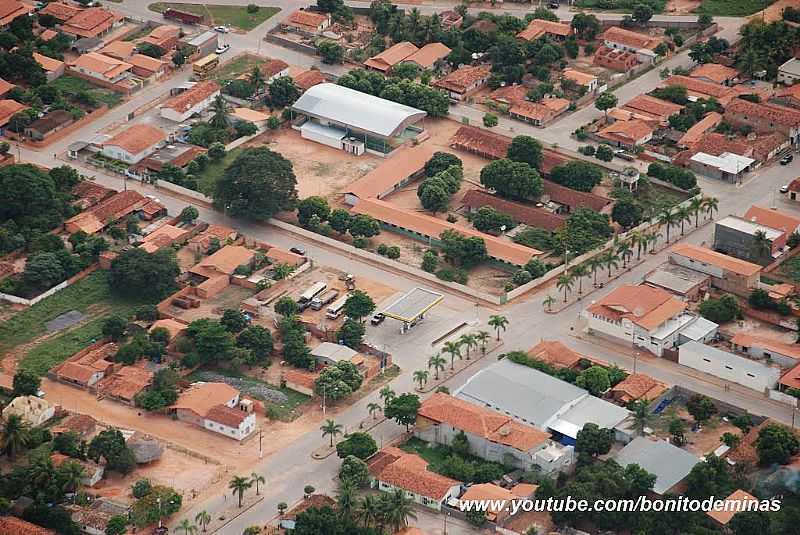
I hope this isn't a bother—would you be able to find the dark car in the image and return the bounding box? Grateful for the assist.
[549,0,559,7]
[781,154,794,165]
[290,246,306,256]
[370,313,385,326]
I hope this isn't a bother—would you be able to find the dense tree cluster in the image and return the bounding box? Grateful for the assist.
[698,293,741,323]
[109,248,180,300]
[647,162,697,191]
[337,68,449,117]
[480,158,542,201]
[314,361,364,400]
[549,161,604,193]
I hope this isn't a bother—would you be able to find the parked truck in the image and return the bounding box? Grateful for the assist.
[311,289,339,311]
[164,8,203,25]
[326,292,350,319]
[298,281,327,305]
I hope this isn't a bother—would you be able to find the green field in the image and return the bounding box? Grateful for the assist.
[195,147,243,196]
[148,3,281,31]
[696,0,774,16]
[0,271,153,376]
[779,256,800,283]
[50,76,123,108]
[214,54,266,81]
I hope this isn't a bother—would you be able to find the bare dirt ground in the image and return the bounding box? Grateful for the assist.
[245,128,381,200]
[664,0,702,14]
[720,317,797,345]
[652,405,739,457]
[169,286,255,323]
[761,0,797,22]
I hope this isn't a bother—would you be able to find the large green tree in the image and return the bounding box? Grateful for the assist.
[550,161,603,193]
[109,248,179,300]
[480,159,542,201]
[506,135,543,170]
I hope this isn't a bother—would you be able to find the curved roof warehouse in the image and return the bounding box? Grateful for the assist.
[291,83,426,139]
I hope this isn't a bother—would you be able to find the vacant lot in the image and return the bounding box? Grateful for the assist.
[195,147,243,196]
[51,76,123,108]
[214,53,267,82]
[148,3,280,31]
[696,0,774,16]
[779,256,800,284]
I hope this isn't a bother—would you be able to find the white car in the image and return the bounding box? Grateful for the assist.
[214,25,229,33]
[215,44,231,54]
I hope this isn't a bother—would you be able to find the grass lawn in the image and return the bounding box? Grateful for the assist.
[50,76,123,108]
[214,54,266,82]
[635,180,690,215]
[696,0,774,16]
[0,271,153,376]
[148,3,280,31]
[195,147,242,196]
[779,256,800,283]
[123,25,154,42]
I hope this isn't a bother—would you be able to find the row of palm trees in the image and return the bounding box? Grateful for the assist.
[337,484,417,533]
[549,197,719,306]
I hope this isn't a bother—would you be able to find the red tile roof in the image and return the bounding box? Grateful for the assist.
[527,340,584,368]
[364,41,418,71]
[433,64,492,94]
[743,205,800,235]
[205,404,249,427]
[260,58,289,78]
[368,446,460,500]
[689,63,737,84]
[462,189,565,231]
[670,243,762,276]
[518,18,571,41]
[449,125,510,160]
[0,0,33,26]
[285,9,329,30]
[62,7,117,38]
[163,80,220,113]
[0,516,56,535]
[611,373,668,403]
[39,1,82,21]
[348,144,435,200]
[621,94,683,122]
[601,26,663,50]
[726,97,800,127]
[403,42,451,69]
[587,284,687,331]
[664,75,733,100]
[597,119,653,145]
[293,69,326,91]
[105,124,166,155]
[732,333,800,360]
[542,179,611,212]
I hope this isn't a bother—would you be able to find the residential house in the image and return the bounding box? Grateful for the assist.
[750,132,790,162]
[669,243,761,297]
[64,190,149,234]
[99,40,136,61]
[69,52,132,84]
[292,69,327,92]
[278,495,337,531]
[457,484,519,525]
[416,393,573,473]
[187,223,237,253]
[310,342,358,367]
[51,453,105,487]
[39,1,82,23]
[71,180,114,210]
[171,382,256,440]
[1,395,55,426]
[101,124,166,164]
[688,152,754,182]
[455,359,632,444]
[689,63,737,86]
[345,144,434,205]
[706,490,760,527]
[677,112,722,148]
[673,132,753,167]
[128,53,168,79]
[368,446,462,510]
[73,37,104,54]
[24,110,75,141]
[584,284,715,356]
[33,52,65,82]
[724,98,800,145]
[61,7,120,39]
[189,244,256,298]
[97,365,153,405]
[51,413,97,438]
[39,29,57,40]
[600,26,663,64]
[0,99,27,128]
[148,317,188,344]
[462,189,566,232]
[615,437,700,494]
[610,373,667,404]
[597,119,653,149]
[131,142,206,178]
[731,333,800,368]
[178,30,218,59]
[643,263,710,300]
[282,10,331,35]
[743,205,800,237]
[0,517,56,535]
[679,341,781,392]
[0,0,33,28]
[664,75,735,105]
[779,57,800,85]
[141,25,181,51]
[562,68,598,94]
[160,80,221,122]
[260,58,289,82]
[518,18,572,41]
[0,79,14,98]
[66,505,115,535]
[619,94,683,125]
[401,42,451,71]
[50,342,118,388]
[773,83,800,109]
[713,215,785,264]
[527,339,602,369]
[509,97,570,126]
[364,41,419,73]
[542,179,612,214]
[593,45,638,72]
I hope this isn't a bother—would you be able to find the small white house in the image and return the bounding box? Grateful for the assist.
[160,80,221,123]
[679,341,781,392]
[203,400,257,441]
[2,395,55,426]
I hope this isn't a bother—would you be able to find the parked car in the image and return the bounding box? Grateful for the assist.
[214,25,229,33]
[549,0,559,7]
[290,246,306,256]
[781,154,794,165]
[781,184,791,193]
[215,44,231,54]
[370,313,385,326]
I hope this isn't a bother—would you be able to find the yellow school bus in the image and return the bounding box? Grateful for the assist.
[192,53,219,80]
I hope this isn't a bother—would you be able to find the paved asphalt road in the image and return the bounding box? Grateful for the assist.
[16,2,796,533]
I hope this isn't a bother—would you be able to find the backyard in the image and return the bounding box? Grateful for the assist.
[778,256,800,284]
[148,3,281,31]
[214,53,268,82]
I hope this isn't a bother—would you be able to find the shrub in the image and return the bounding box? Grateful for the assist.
[436,267,468,284]
[247,3,259,12]
[386,246,400,259]
[595,145,614,162]
[421,251,438,273]
[352,237,368,248]
[483,113,498,127]
[512,269,532,285]
[580,145,595,156]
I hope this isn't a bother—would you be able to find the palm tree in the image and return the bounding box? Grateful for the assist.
[543,294,556,312]
[571,264,588,295]
[277,502,288,516]
[0,414,30,459]
[379,386,395,408]
[195,511,211,532]
[676,205,691,236]
[459,333,478,359]
[751,230,771,262]
[442,340,461,370]
[475,330,490,355]
[247,66,266,95]
[384,488,417,532]
[658,207,678,243]
[556,273,574,302]
[616,240,633,269]
[703,196,719,220]
[587,255,604,287]
[646,231,659,253]
[427,354,446,380]
[250,473,265,496]
[488,314,508,341]
[59,460,86,493]
[209,95,230,130]
[603,250,620,278]
[228,476,252,508]
[630,400,654,436]
[356,494,381,528]
[176,519,197,535]
[367,402,381,420]
[412,370,429,389]
[689,197,704,228]
[320,419,343,447]
[336,482,357,520]
[629,230,644,261]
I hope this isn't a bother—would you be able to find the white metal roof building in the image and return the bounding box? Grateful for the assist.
[678,340,780,392]
[615,437,700,494]
[290,83,426,155]
[310,342,357,365]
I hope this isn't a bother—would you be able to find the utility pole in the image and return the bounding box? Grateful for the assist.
[258,429,263,459]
